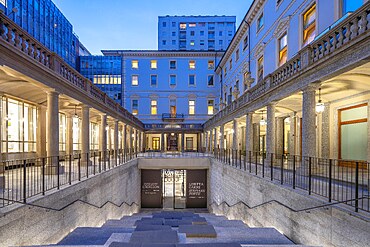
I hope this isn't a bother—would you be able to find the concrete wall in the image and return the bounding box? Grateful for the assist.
[0,159,140,247]
[209,159,370,247]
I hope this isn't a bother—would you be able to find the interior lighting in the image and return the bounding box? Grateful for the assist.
[316,88,325,113]
[260,110,267,126]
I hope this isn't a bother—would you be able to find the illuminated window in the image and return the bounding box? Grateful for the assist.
[208,60,215,70]
[190,40,195,46]
[189,100,195,115]
[151,100,157,115]
[132,75,138,86]
[208,75,214,86]
[189,75,196,86]
[207,100,214,115]
[279,33,288,66]
[59,113,66,151]
[151,60,157,69]
[131,60,138,69]
[170,60,176,69]
[258,56,264,81]
[132,99,138,115]
[151,75,157,86]
[180,23,187,29]
[170,75,176,86]
[303,4,316,46]
[189,23,196,27]
[189,60,196,69]
[90,122,99,151]
[257,13,264,31]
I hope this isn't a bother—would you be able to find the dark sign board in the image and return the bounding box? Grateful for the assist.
[186,169,207,208]
[141,169,162,208]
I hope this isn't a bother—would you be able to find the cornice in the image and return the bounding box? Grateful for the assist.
[102,50,224,58]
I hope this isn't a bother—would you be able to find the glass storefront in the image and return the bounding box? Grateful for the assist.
[72,116,81,152]
[59,113,66,152]
[90,122,99,151]
[1,97,37,153]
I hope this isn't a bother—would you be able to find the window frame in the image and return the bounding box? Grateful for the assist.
[131,75,139,86]
[150,60,157,70]
[169,74,177,87]
[131,60,138,69]
[150,74,158,87]
[169,60,177,70]
[189,74,196,87]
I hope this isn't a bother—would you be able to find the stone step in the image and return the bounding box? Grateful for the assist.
[129,230,179,244]
[178,225,217,238]
[213,220,248,228]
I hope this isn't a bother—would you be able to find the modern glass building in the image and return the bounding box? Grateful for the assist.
[79,56,123,105]
[158,15,236,51]
[1,0,85,68]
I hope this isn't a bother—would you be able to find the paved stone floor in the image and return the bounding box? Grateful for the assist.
[22,210,318,247]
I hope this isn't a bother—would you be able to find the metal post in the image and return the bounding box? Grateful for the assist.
[262,153,265,178]
[308,157,312,195]
[69,155,72,185]
[249,151,252,173]
[93,152,96,175]
[281,154,284,185]
[86,153,89,178]
[239,150,242,169]
[99,151,102,173]
[271,153,274,181]
[57,156,60,190]
[78,153,81,181]
[23,159,27,203]
[355,161,359,212]
[293,155,296,189]
[255,152,258,175]
[42,158,45,195]
[328,159,332,202]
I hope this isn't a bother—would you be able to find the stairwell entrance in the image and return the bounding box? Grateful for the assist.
[141,169,207,209]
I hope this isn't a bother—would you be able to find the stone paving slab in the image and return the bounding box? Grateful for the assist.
[213,220,249,228]
[164,219,193,227]
[134,218,164,226]
[178,225,217,238]
[109,243,176,247]
[135,224,172,232]
[177,243,241,247]
[129,230,179,244]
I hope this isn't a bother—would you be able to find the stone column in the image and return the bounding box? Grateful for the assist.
[220,125,225,151]
[209,130,214,153]
[181,132,185,152]
[253,123,260,153]
[134,129,138,154]
[232,120,238,150]
[66,114,73,155]
[321,103,330,158]
[46,91,62,174]
[129,127,134,155]
[205,132,209,153]
[123,124,127,157]
[289,114,297,155]
[81,105,90,165]
[302,87,317,157]
[266,103,276,155]
[276,117,285,155]
[37,106,47,157]
[100,114,107,154]
[245,113,253,154]
[114,120,119,164]
[161,132,165,152]
[213,128,217,154]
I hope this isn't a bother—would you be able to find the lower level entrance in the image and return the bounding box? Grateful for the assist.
[141,169,207,209]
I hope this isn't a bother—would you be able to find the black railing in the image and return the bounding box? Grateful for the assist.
[212,149,370,213]
[162,113,185,121]
[0,149,138,208]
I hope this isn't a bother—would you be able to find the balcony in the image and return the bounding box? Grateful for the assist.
[162,113,185,122]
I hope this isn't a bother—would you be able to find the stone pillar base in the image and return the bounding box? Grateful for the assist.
[45,166,65,175]
[0,176,5,190]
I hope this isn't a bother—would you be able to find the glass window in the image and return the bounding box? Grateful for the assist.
[162,40,166,45]
[219,31,223,36]
[189,75,196,86]
[258,56,264,81]
[208,75,214,86]
[208,60,215,70]
[132,75,139,86]
[170,60,176,69]
[131,60,138,69]
[236,49,240,61]
[200,31,205,36]
[90,122,99,151]
[200,40,205,46]
[132,99,138,115]
[189,100,195,115]
[208,100,214,115]
[342,0,362,16]
[303,4,316,46]
[189,23,196,27]
[189,60,196,69]
[172,40,176,45]
[180,23,187,29]
[162,22,167,27]
[219,40,223,46]
[170,75,176,86]
[229,59,233,69]
[172,32,176,36]
[151,75,157,86]
[72,116,80,151]
[190,40,195,46]
[2,98,37,153]
[199,22,205,27]
[151,60,157,69]
[279,33,288,66]
[151,100,157,115]
[208,22,215,30]
[59,113,66,151]
[190,31,195,36]
[257,13,264,31]
[243,35,248,50]
[172,22,176,27]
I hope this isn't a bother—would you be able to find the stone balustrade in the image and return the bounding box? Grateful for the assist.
[0,11,143,129]
[204,2,370,130]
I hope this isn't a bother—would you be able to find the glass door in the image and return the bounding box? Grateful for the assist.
[163,170,174,209]
[174,170,186,209]
[162,169,186,209]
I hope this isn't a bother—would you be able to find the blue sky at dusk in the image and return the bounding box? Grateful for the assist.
[53,0,253,55]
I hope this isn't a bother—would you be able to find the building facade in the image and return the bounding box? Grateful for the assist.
[158,15,236,51]
[1,0,88,68]
[204,0,369,163]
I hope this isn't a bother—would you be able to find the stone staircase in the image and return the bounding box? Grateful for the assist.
[30,211,317,247]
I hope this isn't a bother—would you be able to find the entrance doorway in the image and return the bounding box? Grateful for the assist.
[163,169,186,209]
[167,133,179,151]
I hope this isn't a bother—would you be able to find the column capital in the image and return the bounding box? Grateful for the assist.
[303,83,321,93]
[81,104,90,110]
[46,89,60,96]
